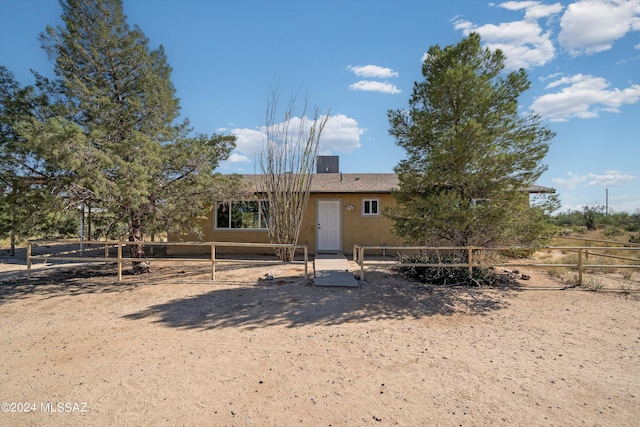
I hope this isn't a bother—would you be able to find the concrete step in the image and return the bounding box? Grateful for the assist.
[313,253,359,287]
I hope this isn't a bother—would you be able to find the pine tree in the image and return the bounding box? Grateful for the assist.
[1,66,76,254]
[387,33,558,248]
[20,0,237,271]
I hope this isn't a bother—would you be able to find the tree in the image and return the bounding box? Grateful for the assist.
[387,33,558,249]
[582,204,604,230]
[0,66,78,255]
[257,90,328,261]
[19,0,237,272]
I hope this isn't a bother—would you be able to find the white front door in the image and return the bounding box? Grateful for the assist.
[317,200,341,251]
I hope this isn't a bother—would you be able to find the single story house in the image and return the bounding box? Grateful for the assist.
[169,157,555,254]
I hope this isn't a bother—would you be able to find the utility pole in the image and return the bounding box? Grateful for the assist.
[605,188,609,216]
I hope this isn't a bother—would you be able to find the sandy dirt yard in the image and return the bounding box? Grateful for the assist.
[1,252,639,427]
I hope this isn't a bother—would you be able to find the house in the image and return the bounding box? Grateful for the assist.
[170,157,555,254]
[171,171,404,254]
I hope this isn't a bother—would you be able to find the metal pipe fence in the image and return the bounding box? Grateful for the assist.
[352,244,640,284]
[26,240,309,283]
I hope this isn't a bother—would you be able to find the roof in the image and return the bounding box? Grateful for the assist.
[239,173,398,194]
[525,184,556,194]
[239,173,555,194]
[310,173,399,193]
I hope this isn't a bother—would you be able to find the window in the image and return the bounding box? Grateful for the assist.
[362,198,380,216]
[216,201,269,229]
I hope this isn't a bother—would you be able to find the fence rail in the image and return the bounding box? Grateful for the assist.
[26,240,309,282]
[352,244,640,284]
[552,235,640,263]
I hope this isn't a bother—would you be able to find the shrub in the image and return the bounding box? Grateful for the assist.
[603,227,623,237]
[558,228,573,236]
[397,252,502,286]
[629,234,640,244]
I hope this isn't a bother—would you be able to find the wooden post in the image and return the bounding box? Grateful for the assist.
[467,246,473,276]
[211,243,216,281]
[585,240,590,261]
[577,248,583,285]
[360,246,365,281]
[26,241,32,280]
[117,243,123,282]
[304,245,308,282]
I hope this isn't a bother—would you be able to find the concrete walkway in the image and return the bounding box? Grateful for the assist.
[313,252,359,287]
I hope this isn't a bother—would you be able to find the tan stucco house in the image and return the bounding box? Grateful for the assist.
[171,171,404,254]
[170,156,554,254]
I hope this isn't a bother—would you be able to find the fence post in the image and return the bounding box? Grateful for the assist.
[585,240,590,261]
[27,240,32,280]
[577,248,583,285]
[467,246,473,276]
[117,243,123,282]
[360,246,365,281]
[304,245,308,283]
[211,243,216,281]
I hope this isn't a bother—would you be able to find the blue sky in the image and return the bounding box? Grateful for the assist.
[1,0,639,213]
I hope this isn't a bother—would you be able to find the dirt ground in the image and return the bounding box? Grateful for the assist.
[1,250,639,426]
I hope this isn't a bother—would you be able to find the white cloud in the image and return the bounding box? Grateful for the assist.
[226,153,251,163]
[229,127,264,160]
[586,170,636,186]
[318,114,364,153]
[530,73,640,121]
[499,1,564,20]
[348,80,401,94]
[552,170,636,189]
[223,114,365,166]
[453,1,562,69]
[347,65,399,78]
[558,0,640,56]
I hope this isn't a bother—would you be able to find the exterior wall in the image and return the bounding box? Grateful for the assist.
[303,193,403,253]
[167,209,271,255]
[167,192,404,255]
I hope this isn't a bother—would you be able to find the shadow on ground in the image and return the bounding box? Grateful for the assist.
[123,268,516,329]
[0,263,147,304]
[0,260,302,304]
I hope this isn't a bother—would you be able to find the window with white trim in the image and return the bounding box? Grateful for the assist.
[216,201,269,229]
[362,198,380,216]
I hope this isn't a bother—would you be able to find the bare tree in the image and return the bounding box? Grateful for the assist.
[258,91,328,261]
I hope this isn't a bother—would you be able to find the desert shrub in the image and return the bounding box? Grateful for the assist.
[603,227,623,237]
[629,234,640,244]
[397,252,501,286]
[573,225,588,234]
[557,228,573,236]
[583,205,604,230]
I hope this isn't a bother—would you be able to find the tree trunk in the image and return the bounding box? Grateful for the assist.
[128,217,150,274]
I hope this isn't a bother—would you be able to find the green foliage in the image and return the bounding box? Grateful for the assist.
[0,66,77,244]
[397,252,501,287]
[557,228,573,236]
[603,227,623,237]
[582,204,603,230]
[15,0,238,250]
[551,209,640,234]
[387,33,557,248]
